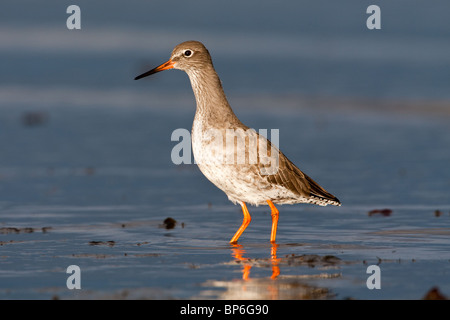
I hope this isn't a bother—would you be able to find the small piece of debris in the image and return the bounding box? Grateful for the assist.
[88,241,115,247]
[0,227,35,234]
[42,227,52,233]
[71,253,114,259]
[21,111,49,127]
[161,217,177,229]
[84,167,95,176]
[423,286,447,300]
[434,210,443,217]
[285,254,342,267]
[0,240,20,246]
[368,209,392,217]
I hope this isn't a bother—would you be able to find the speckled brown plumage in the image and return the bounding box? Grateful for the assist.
[135,40,341,243]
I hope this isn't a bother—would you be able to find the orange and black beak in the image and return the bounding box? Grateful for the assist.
[134,59,175,80]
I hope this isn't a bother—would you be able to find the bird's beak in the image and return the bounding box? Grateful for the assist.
[134,59,175,80]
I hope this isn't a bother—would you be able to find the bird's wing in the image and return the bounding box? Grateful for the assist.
[259,135,341,205]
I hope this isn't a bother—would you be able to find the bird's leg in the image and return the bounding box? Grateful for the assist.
[267,200,279,243]
[229,202,251,244]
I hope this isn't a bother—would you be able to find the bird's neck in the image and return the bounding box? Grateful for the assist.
[187,66,241,127]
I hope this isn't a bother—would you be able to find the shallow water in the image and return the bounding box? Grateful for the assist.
[1,0,450,300]
[0,105,449,300]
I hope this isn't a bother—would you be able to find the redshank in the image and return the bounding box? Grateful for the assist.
[135,41,341,244]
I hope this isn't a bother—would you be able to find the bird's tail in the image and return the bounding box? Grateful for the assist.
[305,174,341,206]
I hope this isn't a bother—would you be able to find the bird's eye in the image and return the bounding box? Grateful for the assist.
[183,50,193,57]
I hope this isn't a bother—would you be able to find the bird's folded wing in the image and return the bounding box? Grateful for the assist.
[262,139,340,204]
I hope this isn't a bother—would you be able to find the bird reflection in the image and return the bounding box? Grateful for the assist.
[231,243,280,280]
[195,244,339,299]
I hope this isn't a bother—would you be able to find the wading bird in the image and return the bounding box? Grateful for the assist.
[135,41,340,244]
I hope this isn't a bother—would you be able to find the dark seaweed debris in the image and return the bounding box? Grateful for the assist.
[21,111,49,127]
[161,217,177,229]
[0,227,52,234]
[89,241,115,247]
[284,254,342,268]
[368,209,392,217]
[422,286,448,300]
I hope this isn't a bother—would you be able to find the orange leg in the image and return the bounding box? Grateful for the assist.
[267,200,279,243]
[229,202,251,244]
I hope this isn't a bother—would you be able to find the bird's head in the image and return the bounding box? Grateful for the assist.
[134,40,212,80]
